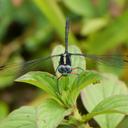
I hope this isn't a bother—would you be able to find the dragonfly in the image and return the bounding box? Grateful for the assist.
[0,17,128,79]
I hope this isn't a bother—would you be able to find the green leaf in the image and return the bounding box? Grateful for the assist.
[58,71,101,107]
[0,99,71,128]
[16,71,58,97]
[81,73,128,128]
[82,95,128,123]
[51,45,65,76]
[62,0,95,17]
[16,71,101,107]
[87,11,128,54]
[72,71,101,103]
[92,95,128,113]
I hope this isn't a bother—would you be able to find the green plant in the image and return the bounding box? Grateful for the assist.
[0,45,128,128]
[1,0,128,127]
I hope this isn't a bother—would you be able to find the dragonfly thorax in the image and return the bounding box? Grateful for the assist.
[58,65,72,76]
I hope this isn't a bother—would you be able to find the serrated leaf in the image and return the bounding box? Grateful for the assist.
[16,71,58,97]
[58,71,101,107]
[81,73,128,128]
[0,99,71,128]
[16,70,100,107]
[62,0,95,17]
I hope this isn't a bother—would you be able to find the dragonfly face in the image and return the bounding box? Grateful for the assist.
[58,65,72,76]
[57,53,72,76]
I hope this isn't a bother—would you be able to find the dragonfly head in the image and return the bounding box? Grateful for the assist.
[58,65,72,76]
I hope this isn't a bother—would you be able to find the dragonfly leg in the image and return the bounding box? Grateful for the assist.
[57,75,62,95]
[72,67,85,73]
[70,72,78,75]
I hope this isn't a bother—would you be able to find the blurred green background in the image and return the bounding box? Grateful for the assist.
[0,0,128,125]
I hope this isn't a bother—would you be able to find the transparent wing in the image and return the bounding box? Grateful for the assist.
[70,53,128,68]
[0,54,61,77]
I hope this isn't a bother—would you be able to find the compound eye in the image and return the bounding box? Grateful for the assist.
[58,65,65,73]
[65,65,72,72]
[60,65,65,70]
[65,65,71,69]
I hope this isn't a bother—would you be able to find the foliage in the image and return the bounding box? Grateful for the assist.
[81,73,128,128]
[0,0,128,128]
[0,45,128,128]
[0,99,71,128]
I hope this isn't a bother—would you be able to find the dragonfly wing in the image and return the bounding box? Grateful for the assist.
[87,54,128,68]
[70,53,128,68]
[0,54,61,77]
